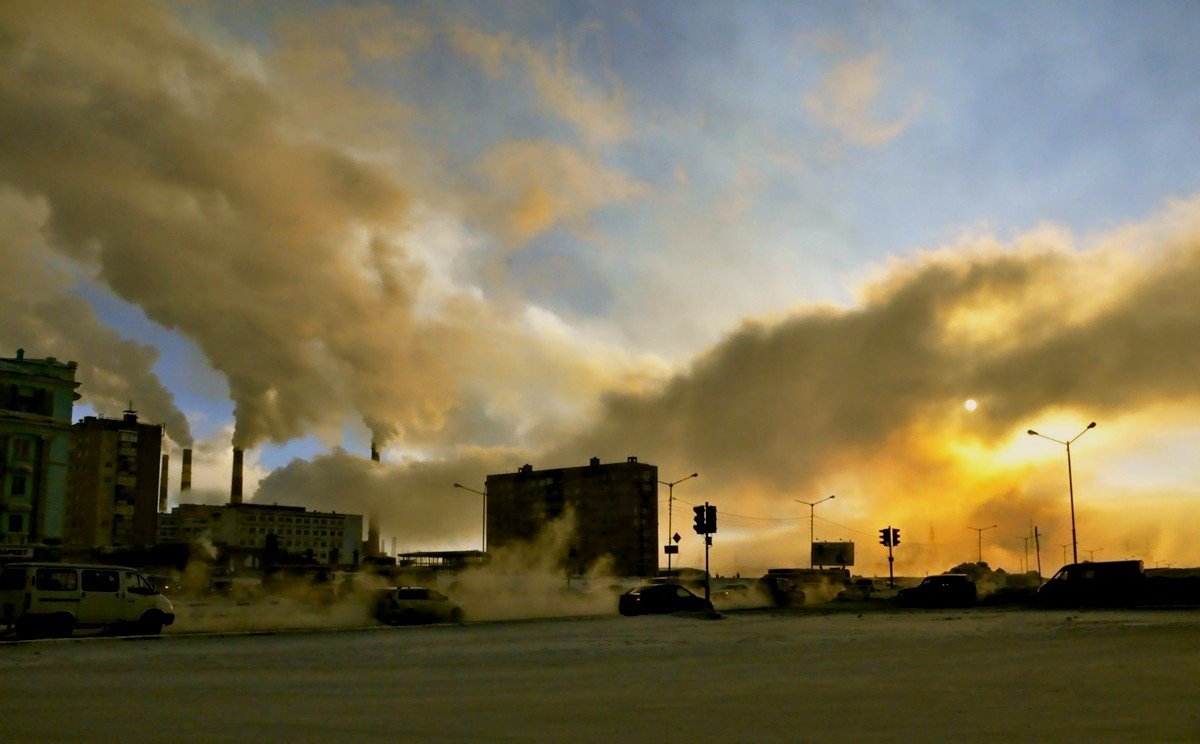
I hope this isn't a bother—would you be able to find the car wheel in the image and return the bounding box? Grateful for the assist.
[449,608,463,623]
[137,612,164,636]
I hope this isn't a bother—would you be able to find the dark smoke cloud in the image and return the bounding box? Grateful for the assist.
[0,2,653,452]
[0,1,452,449]
[0,187,192,443]
[277,204,1200,569]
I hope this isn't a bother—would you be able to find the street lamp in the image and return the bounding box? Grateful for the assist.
[794,495,836,568]
[659,473,698,572]
[1084,547,1103,562]
[1028,421,1096,565]
[968,524,997,564]
[453,482,487,553]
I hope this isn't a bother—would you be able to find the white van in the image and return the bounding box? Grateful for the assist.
[0,563,175,638]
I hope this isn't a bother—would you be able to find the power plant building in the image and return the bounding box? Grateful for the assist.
[485,457,658,577]
[0,349,79,557]
[158,503,363,569]
[65,410,163,551]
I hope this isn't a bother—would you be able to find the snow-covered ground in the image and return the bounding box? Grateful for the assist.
[2,608,1197,741]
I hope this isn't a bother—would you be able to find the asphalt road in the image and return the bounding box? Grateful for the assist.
[2,608,1198,742]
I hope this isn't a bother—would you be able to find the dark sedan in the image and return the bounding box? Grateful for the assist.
[618,583,713,616]
[897,574,977,608]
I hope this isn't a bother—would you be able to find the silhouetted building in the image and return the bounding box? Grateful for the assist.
[0,349,80,556]
[158,502,363,569]
[485,456,658,577]
[65,409,164,551]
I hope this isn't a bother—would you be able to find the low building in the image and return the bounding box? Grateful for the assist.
[0,349,80,555]
[158,503,363,569]
[485,456,658,577]
[65,410,163,551]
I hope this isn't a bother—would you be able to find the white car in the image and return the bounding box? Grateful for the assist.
[373,586,463,625]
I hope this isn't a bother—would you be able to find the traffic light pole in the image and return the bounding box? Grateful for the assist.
[887,524,895,589]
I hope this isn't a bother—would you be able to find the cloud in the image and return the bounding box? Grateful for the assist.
[285,197,1200,572]
[804,53,923,148]
[0,187,192,444]
[472,140,645,246]
[447,24,632,146]
[0,2,658,452]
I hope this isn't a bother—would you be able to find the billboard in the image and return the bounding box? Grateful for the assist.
[811,541,854,567]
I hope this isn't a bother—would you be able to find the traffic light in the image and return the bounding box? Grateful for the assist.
[891,528,900,546]
[879,528,891,547]
[693,505,707,534]
[705,505,717,534]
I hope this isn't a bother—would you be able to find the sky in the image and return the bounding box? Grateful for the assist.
[2,0,1200,575]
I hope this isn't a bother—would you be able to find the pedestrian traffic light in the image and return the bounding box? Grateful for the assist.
[705,505,717,534]
[879,528,891,547]
[891,528,900,546]
[693,505,707,534]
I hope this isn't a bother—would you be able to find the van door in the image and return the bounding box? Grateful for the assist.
[78,569,123,627]
[121,570,158,621]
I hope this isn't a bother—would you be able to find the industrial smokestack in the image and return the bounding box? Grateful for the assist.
[367,516,380,557]
[181,448,192,492]
[159,453,169,513]
[231,447,244,505]
[370,441,380,462]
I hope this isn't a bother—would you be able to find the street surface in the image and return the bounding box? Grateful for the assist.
[2,607,1198,741]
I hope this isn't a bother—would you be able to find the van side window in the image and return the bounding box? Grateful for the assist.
[35,569,78,592]
[125,572,155,594]
[82,570,120,593]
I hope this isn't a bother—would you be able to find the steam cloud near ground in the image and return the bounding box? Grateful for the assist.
[168,513,640,633]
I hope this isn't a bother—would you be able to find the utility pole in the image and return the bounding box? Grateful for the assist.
[968,524,997,565]
[661,473,698,572]
[1033,526,1043,578]
[1059,543,1070,566]
[795,495,835,568]
[1017,535,1031,574]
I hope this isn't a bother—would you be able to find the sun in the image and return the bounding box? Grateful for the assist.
[964,399,978,411]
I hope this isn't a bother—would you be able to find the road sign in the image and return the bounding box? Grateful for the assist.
[672,533,681,543]
[664,545,679,554]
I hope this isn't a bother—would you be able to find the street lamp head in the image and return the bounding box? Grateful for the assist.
[453,482,462,488]
[691,473,699,478]
[1026,430,1038,436]
[1087,421,1096,429]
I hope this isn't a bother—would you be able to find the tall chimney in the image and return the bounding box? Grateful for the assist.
[370,441,380,462]
[231,447,244,505]
[181,448,192,492]
[159,453,170,513]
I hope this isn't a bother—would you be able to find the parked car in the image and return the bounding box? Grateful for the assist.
[618,583,713,616]
[373,586,463,625]
[0,563,175,638]
[897,573,977,608]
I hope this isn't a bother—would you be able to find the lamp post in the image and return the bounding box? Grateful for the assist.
[1028,422,1096,565]
[794,495,836,568]
[659,473,698,572]
[1084,547,1103,562]
[968,524,997,564]
[453,482,487,553]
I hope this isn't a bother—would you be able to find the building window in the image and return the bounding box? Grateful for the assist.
[11,438,32,461]
[8,514,22,533]
[10,475,26,496]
